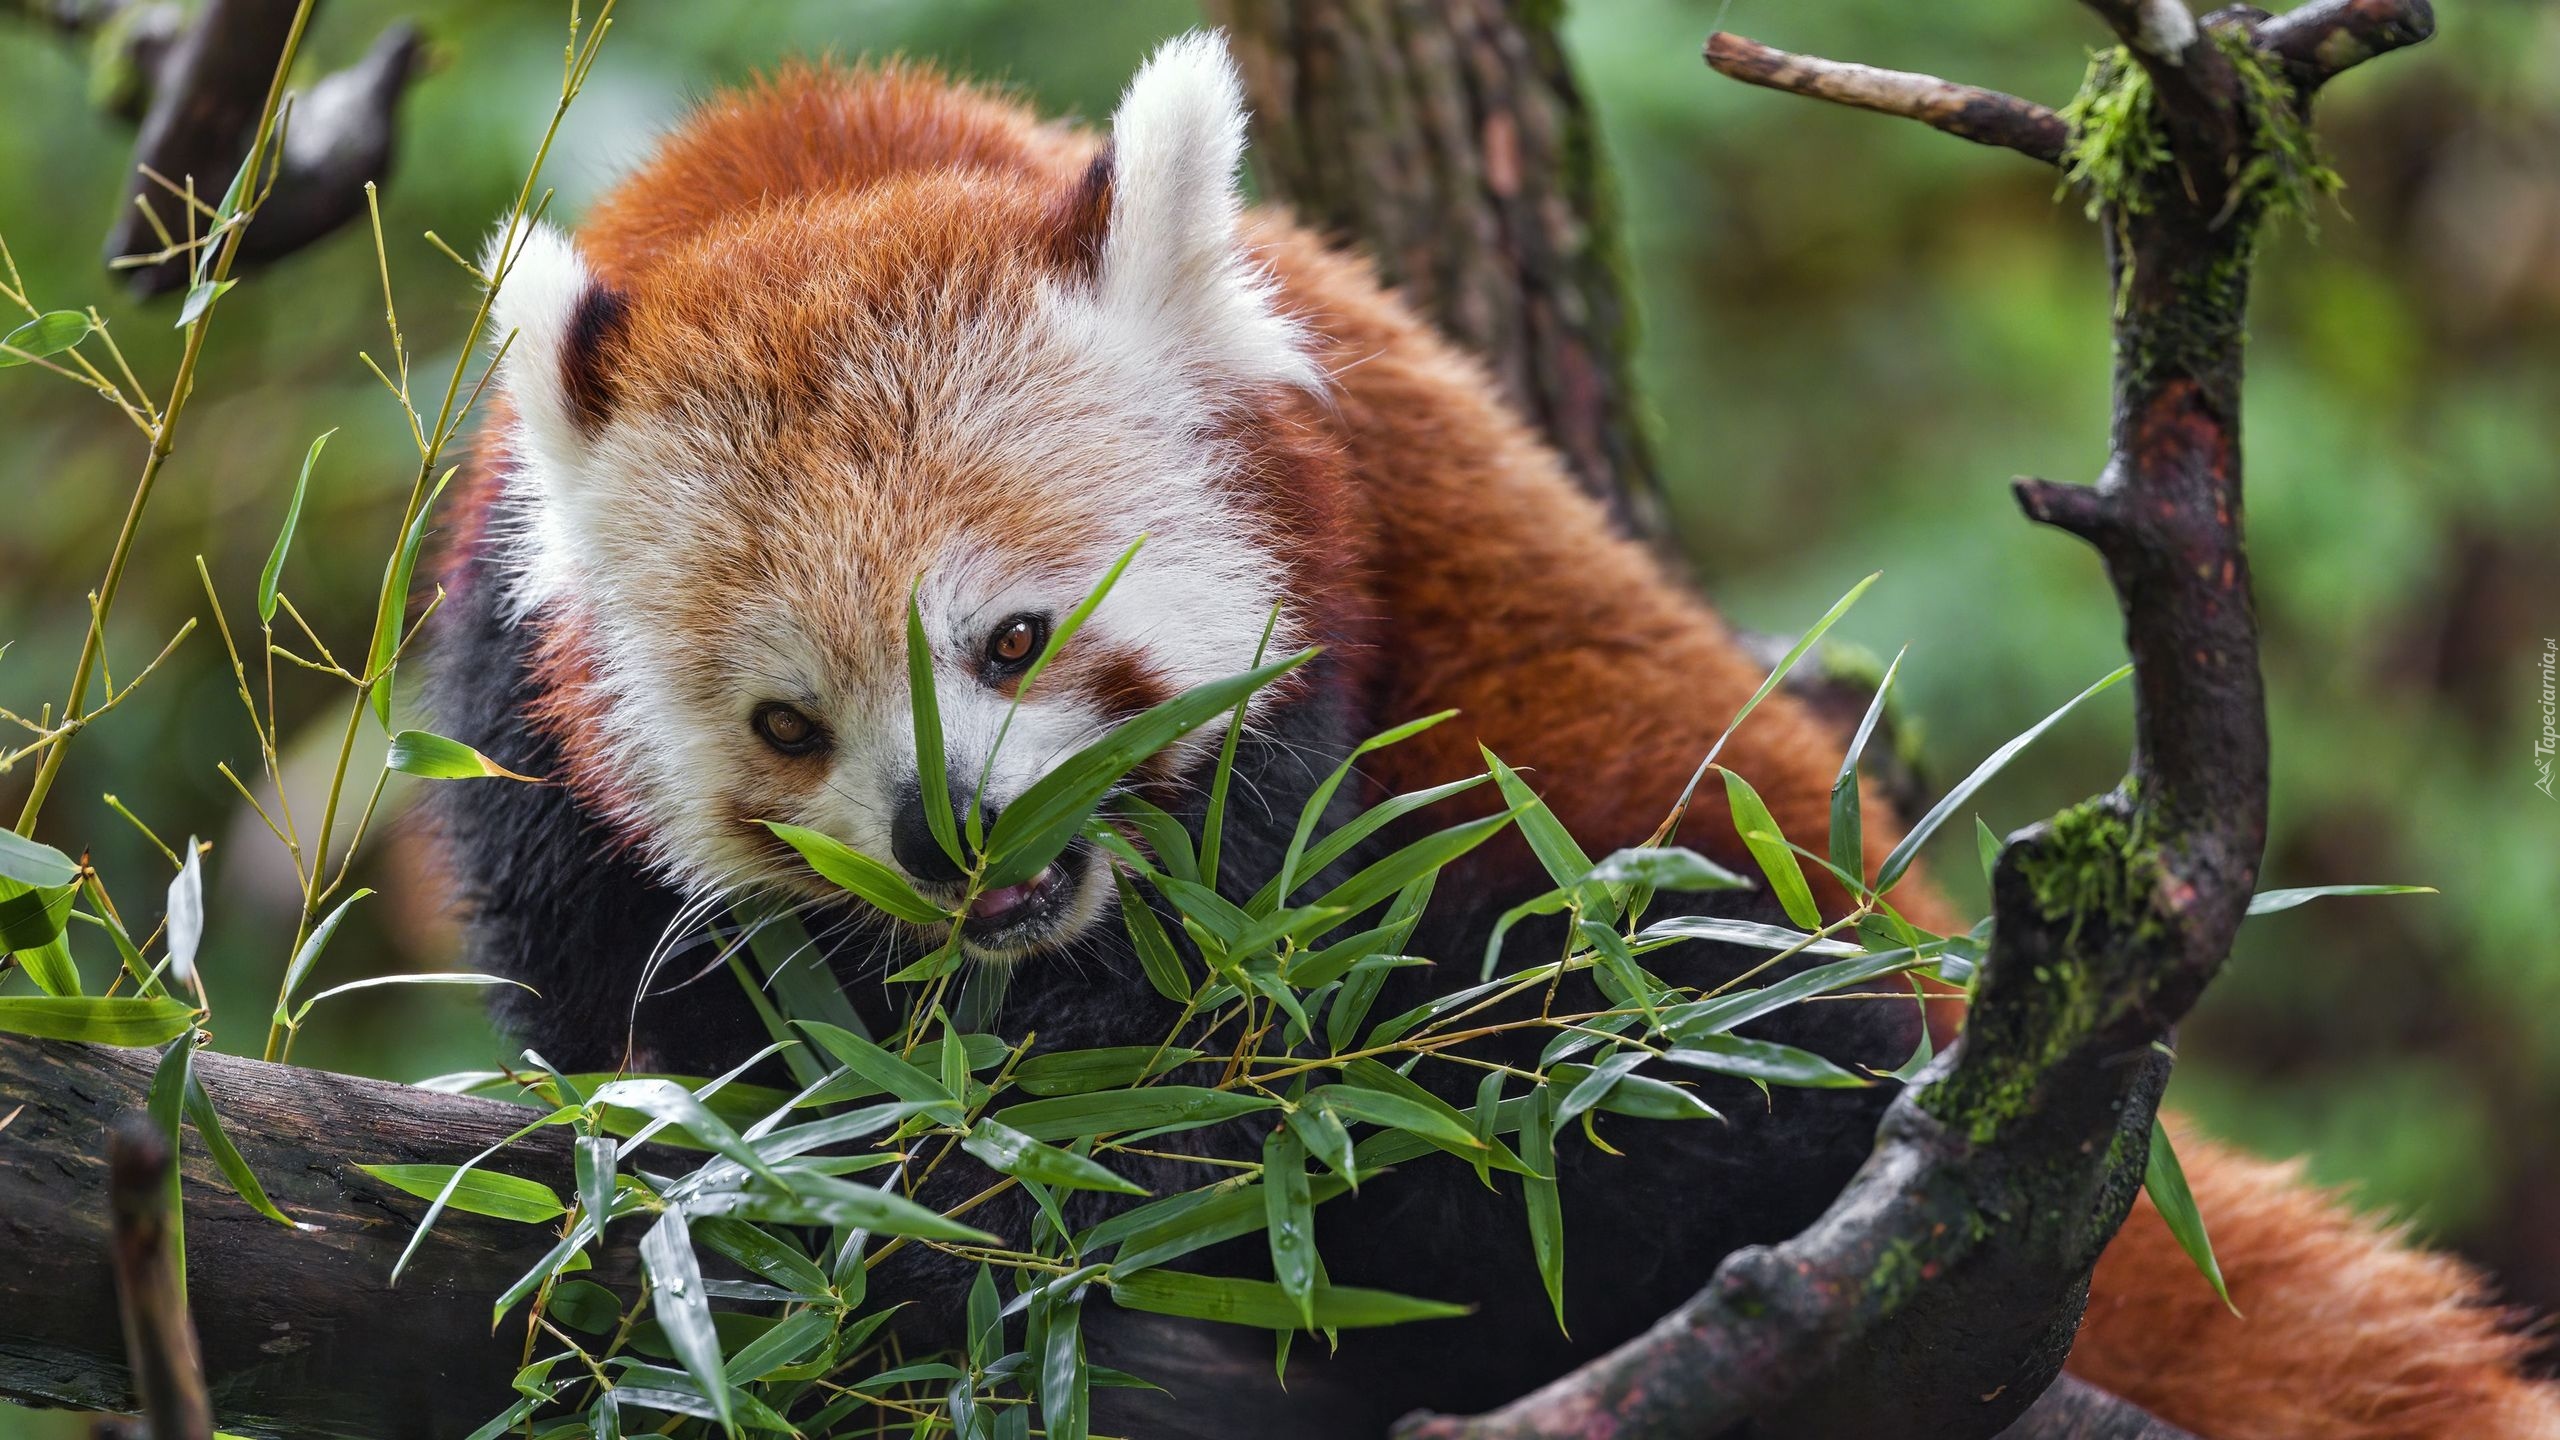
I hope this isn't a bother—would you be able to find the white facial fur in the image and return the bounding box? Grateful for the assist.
[474,33,1321,955]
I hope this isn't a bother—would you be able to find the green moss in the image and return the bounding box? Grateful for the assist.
[2057,47,2169,222]
[2209,26,2345,238]
[1921,795,2168,1144]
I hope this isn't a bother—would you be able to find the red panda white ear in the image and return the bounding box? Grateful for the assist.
[1089,31,1316,392]
[482,219,628,461]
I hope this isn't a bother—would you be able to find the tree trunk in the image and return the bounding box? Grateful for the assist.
[1210,0,1666,539]
[0,1036,622,1440]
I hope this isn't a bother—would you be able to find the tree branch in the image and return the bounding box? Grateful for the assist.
[2252,0,2437,92]
[1703,33,2067,164]
[0,1037,631,1438]
[1393,2,2429,1434]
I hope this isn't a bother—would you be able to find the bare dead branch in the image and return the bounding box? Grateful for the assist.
[2253,0,2437,91]
[1703,33,2067,165]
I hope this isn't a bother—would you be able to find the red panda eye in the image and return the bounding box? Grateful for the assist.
[751,703,824,755]
[985,615,1049,672]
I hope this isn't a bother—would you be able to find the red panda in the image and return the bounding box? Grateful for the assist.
[428,33,2560,1440]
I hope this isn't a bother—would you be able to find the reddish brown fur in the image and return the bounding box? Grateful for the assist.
[2079,1120,2560,1439]
[449,60,2557,1436]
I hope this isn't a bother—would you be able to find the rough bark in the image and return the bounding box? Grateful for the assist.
[1393,2,2432,1436]
[0,1036,627,1440]
[1210,0,1665,539]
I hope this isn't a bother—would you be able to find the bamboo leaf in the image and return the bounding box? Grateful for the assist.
[908,586,965,868]
[1828,645,1905,887]
[2144,1119,2238,1315]
[0,830,79,888]
[187,1073,292,1225]
[982,649,1316,889]
[0,310,91,365]
[273,888,374,1025]
[1262,1125,1317,1329]
[1660,1034,1870,1088]
[357,1163,565,1222]
[762,822,949,926]
[2245,884,2436,915]
[993,1086,1276,1144]
[639,1208,735,1437]
[965,1120,1149,1196]
[0,995,193,1045]
[1107,1270,1467,1330]
[1521,1081,1565,1332]
[259,429,334,623]
[1720,769,1822,929]
[386,730,540,782]
[1877,664,2133,892]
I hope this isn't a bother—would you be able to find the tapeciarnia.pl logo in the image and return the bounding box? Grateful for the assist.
[2537,637,2556,800]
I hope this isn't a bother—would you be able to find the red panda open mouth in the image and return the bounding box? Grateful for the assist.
[955,849,1090,952]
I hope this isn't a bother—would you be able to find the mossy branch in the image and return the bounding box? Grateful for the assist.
[1395,2,2433,1436]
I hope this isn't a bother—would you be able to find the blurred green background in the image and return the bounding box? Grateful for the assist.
[1,0,2553,1430]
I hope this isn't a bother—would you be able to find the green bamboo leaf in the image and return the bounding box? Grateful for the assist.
[1720,768,1822,929]
[1665,573,1881,828]
[259,429,334,623]
[387,730,540,782]
[588,1079,792,1189]
[1308,1084,1481,1153]
[1977,815,2003,884]
[1485,749,1595,894]
[679,1173,995,1242]
[1285,1104,1359,1189]
[0,310,91,365]
[1660,1034,1870,1089]
[731,1307,834,1385]
[1009,1045,1202,1098]
[1877,664,2133,893]
[691,1214,829,1295]
[175,279,236,328]
[1113,867,1192,1004]
[1262,1125,1317,1328]
[1107,1270,1467,1330]
[1107,793,1198,884]
[0,830,79,889]
[576,1135,615,1236]
[1036,1288,1089,1440]
[639,1208,736,1437]
[187,1073,292,1225]
[2245,884,2436,915]
[545,1278,622,1333]
[1254,775,1495,921]
[993,1086,1277,1144]
[357,1163,565,1222]
[368,466,454,727]
[291,971,529,1026]
[907,585,965,868]
[1199,607,1280,890]
[1308,807,1520,921]
[762,822,949,926]
[1550,1058,1720,1125]
[272,888,373,1025]
[1520,1082,1565,1332]
[1632,914,1862,957]
[1581,847,1751,893]
[965,1120,1148,1196]
[1337,1060,1528,1174]
[1330,872,1434,1051]
[2144,1119,2238,1315]
[0,995,193,1045]
[794,1020,961,1121]
[1828,645,1906,888]
[1661,948,1927,1039]
[982,649,1317,889]
[10,925,80,996]
[1264,710,1457,909]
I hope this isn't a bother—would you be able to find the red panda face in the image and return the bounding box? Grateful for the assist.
[480,35,1318,961]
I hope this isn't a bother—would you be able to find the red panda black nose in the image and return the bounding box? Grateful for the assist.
[891,782,977,889]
